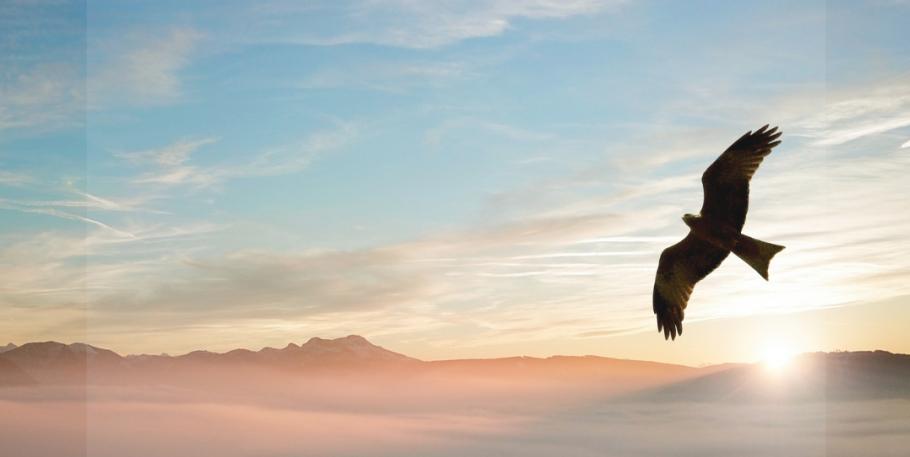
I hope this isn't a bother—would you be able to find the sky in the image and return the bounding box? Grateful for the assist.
[1,0,909,366]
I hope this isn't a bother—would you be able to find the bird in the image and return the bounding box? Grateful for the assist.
[652,124,785,340]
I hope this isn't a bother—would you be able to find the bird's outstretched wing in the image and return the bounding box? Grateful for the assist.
[701,125,782,232]
[653,233,730,340]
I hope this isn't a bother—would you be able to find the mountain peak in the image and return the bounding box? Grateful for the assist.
[12,341,69,354]
[294,335,415,363]
[0,343,16,354]
[302,335,370,346]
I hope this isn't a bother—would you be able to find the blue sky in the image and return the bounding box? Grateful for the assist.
[2,0,909,364]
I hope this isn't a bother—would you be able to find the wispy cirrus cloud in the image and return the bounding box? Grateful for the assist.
[0,220,224,346]
[424,118,557,147]
[0,189,161,238]
[0,171,34,187]
[116,137,219,167]
[0,189,664,350]
[784,78,910,147]
[121,123,357,188]
[3,204,135,238]
[119,137,220,186]
[0,63,84,132]
[2,190,159,213]
[89,28,202,107]
[231,0,624,49]
[299,60,475,93]
[0,1,85,133]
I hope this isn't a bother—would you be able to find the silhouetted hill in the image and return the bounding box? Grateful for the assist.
[423,355,708,383]
[3,338,908,403]
[201,335,417,366]
[427,354,696,373]
[0,356,35,386]
[0,336,705,391]
[626,350,910,402]
[128,334,418,375]
[0,343,16,354]
[2,341,121,365]
[0,342,124,384]
[0,336,422,386]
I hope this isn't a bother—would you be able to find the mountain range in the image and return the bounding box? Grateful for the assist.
[2,336,909,402]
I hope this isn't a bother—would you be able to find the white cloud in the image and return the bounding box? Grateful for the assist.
[299,60,474,92]
[119,137,219,186]
[0,63,84,132]
[425,118,556,147]
[0,199,135,238]
[29,208,133,238]
[350,0,622,48]
[89,28,202,107]
[0,171,34,187]
[0,185,165,239]
[786,80,910,146]
[0,0,85,132]
[0,223,222,307]
[124,123,356,188]
[117,138,219,167]
[241,0,623,49]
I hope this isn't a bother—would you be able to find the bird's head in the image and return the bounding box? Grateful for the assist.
[682,213,699,227]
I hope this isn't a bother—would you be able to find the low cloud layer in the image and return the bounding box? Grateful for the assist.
[1,387,907,457]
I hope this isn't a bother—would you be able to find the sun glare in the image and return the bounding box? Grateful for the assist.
[762,343,795,373]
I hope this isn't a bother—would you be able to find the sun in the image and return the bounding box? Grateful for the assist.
[761,342,795,373]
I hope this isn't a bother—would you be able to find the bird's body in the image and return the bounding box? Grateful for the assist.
[653,125,785,340]
[682,214,739,251]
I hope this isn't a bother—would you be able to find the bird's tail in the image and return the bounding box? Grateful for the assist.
[732,234,785,280]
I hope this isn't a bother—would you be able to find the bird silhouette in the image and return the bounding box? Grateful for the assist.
[653,125,785,340]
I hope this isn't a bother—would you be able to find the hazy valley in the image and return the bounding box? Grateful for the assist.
[1,336,909,456]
